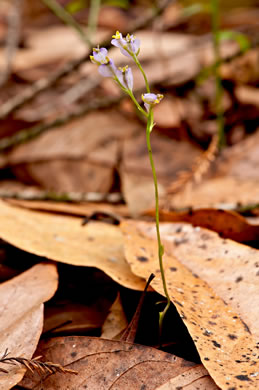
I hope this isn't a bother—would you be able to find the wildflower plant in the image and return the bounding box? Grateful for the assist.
[91,31,171,334]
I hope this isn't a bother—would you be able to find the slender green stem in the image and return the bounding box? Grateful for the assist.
[87,0,101,43]
[128,90,148,117]
[42,0,92,47]
[133,54,150,93]
[146,110,171,338]
[113,75,148,117]
[132,51,170,337]
[211,0,225,149]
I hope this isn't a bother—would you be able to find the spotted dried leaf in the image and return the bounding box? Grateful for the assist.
[141,221,259,339]
[121,220,259,390]
[19,336,217,389]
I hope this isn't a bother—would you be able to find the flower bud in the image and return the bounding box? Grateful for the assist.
[117,66,133,91]
[142,93,164,112]
[90,47,109,65]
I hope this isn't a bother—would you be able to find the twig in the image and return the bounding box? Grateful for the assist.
[87,0,101,43]
[0,189,123,203]
[42,0,92,47]
[0,0,173,120]
[0,94,124,151]
[0,0,23,88]
[0,349,77,375]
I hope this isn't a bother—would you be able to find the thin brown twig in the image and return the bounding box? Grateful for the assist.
[0,0,173,120]
[0,94,124,151]
[0,349,77,375]
[0,0,23,88]
[0,188,123,203]
[167,134,219,194]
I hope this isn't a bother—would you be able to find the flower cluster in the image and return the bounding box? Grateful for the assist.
[111,31,140,58]
[90,32,163,112]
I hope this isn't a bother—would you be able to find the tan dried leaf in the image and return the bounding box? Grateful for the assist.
[0,263,58,389]
[121,220,259,390]
[167,177,259,209]
[166,130,259,209]
[0,200,145,290]
[101,293,128,340]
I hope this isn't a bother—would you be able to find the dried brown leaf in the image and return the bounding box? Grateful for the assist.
[121,220,259,390]
[4,109,139,193]
[0,200,145,290]
[145,208,259,242]
[166,130,259,210]
[20,336,217,390]
[167,177,259,209]
[0,263,58,389]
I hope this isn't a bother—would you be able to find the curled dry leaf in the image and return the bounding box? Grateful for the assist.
[0,263,58,390]
[145,208,259,242]
[121,221,259,390]
[0,200,145,290]
[20,336,217,390]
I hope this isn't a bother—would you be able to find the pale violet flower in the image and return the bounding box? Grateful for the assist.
[117,66,133,91]
[98,58,118,78]
[111,31,140,58]
[142,93,164,112]
[92,51,133,92]
[90,47,109,65]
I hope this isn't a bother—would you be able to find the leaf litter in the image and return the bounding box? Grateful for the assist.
[1,2,259,389]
